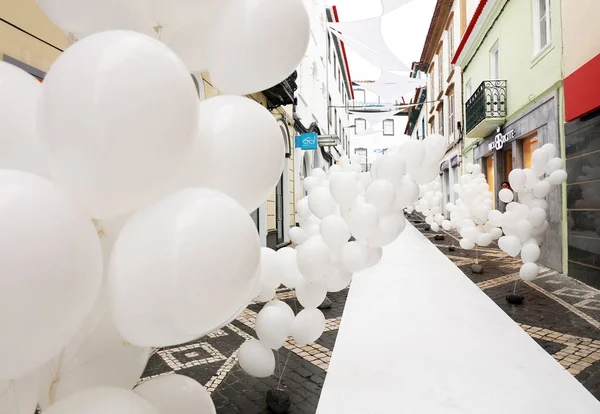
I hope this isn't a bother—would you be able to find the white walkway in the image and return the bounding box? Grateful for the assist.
[317,223,600,413]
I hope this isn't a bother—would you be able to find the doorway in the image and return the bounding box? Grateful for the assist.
[485,156,495,208]
[523,135,539,168]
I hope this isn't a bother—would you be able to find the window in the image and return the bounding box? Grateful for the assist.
[334,58,337,79]
[328,95,332,126]
[523,135,539,168]
[383,119,394,136]
[327,34,332,62]
[438,52,444,94]
[421,118,426,139]
[354,89,366,105]
[534,0,551,53]
[338,119,342,138]
[465,79,472,99]
[448,94,455,140]
[439,109,444,136]
[334,109,338,135]
[490,40,499,79]
[448,24,454,70]
[355,118,366,133]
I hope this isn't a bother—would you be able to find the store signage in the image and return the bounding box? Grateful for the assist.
[488,126,516,151]
[295,132,318,150]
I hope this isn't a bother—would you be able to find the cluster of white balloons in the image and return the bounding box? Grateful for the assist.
[443,143,567,283]
[0,1,311,413]
[415,177,444,232]
[446,164,501,249]
[237,135,448,378]
[496,143,568,281]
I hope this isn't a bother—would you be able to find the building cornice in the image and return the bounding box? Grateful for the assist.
[419,0,453,65]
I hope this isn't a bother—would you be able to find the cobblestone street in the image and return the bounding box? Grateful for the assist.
[138,215,600,412]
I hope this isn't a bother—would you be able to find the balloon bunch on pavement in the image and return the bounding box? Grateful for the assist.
[0,1,311,413]
[414,177,444,232]
[446,163,500,250]
[241,135,447,379]
[496,144,567,282]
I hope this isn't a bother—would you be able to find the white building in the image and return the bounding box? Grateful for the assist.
[293,2,355,218]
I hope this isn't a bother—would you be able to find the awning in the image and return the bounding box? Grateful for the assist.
[440,160,449,172]
[450,155,459,167]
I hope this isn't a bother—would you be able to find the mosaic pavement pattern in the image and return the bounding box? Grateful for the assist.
[408,214,600,401]
[134,215,600,413]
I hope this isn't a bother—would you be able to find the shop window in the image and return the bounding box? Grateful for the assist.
[383,119,394,136]
[486,157,495,208]
[533,0,551,54]
[523,135,539,168]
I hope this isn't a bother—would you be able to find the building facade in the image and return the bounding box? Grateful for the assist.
[455,0,565,272]
[561,0,600,288]
[293,2,355,222]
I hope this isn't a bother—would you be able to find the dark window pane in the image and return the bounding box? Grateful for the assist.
[565,115,600,158]
[568,261,600,290]
[566,151,600,184]
[566,180,600,209]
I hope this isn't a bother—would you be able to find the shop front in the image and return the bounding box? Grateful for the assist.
[472,90,563,272]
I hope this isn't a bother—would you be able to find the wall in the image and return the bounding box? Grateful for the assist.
[0,0,68,72]
[561,0,600,78]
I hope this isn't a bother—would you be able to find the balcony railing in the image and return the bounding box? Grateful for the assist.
[465,80,507,135]
[262,71,298,111]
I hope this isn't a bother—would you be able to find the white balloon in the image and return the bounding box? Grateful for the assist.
[466,163,474,173]
[531,198,548,210]
[340,241,369,272]
[329,172,359,208]
[520,262,539,282]
[532,148,550,172]
[533,180,551,198]
[490,227,503,240]
[442,220,452,231]
[255,305,293,349]
[499,188,514,203]
[521,243,541,263]
[515,219,533,242]
[423,134,446,164]
[487,210,503,227]
[527,207,547,228]
[508,169,526,191]
[260,248,284,289]
[108,188,260,347]
[303,176,318,193]
[238,340,275,378]
[44,387,158,414]
[0,62,50,177]
[412,163,440,185]
[366,246,384,267]
[291,309,325,345]
[320,215,351,250]
[277,247,303,288]
[39,31,198,219]
[368,211,406,247]
[545,157,564,175]
[347,203,379,240]
[460,227,480,241]
[183,96,285,212]
[296,277,328,309]
[254,284,276,302]
[365,179,395,213]
[39,292,150,409]
[296,239,332,282]
[431,222,440,232]
[477,233,493,247]
[548,169,568,186]
[327,270,353,292]
[524,168,538,190]
[460,238,475,250]
[402,140,425,174]
[296,197,311,219]
[0,372,38,414]
[498,236,522,257]
[541,143,557,159]
[394,176,419,210]
[373,153,406,185]
[209,0,310,95]
[308,187,336,219]
[134,374,216,414]
[0,170,102,379]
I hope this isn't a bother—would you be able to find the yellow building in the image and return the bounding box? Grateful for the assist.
[1,0,296,249]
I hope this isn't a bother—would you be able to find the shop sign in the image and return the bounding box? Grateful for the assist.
[295,132,318,150]
[488,126,516,151]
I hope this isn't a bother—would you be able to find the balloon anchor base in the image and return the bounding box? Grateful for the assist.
[506,293,524,305]
[471,264,484,274]
[434,234,445,241]
[266,389,291,413]
[448,245,456,252]
[318,296,332,309]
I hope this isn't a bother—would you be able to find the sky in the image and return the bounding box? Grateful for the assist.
[328,0,437,81]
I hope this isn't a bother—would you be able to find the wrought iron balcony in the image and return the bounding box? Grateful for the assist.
[465,80,507,138]
[262,71,298,111]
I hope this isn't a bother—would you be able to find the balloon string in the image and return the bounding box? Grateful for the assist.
[475,247,479,265]
[276,350,281,377]
[277,350,291,390]
[513,279,519,294]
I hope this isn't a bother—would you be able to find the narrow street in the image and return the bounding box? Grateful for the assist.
[138,213,600,413]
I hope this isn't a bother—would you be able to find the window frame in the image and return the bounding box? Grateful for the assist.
[448,93,455,140]
[439,109,445,136]
[490,40,500,79]
[383,119,395,136]
[533,0,552,55]
[355,118,366,133]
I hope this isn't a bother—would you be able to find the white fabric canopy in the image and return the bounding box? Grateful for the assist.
[357,72,426,102]
[380,0,416,14]
[329,17,409,72]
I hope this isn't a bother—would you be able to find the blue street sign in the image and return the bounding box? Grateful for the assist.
[295,132,318,150]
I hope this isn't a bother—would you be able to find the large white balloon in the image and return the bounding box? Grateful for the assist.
[508,169,526,192]
[527,207,547,228]
[367,211,406,247]
[520,262,539,281]
[373,153,406,186]
[498,236,522,257]
[548,169,568,186]
[0,170,102,380]
[289,226,308,245]
[44,387,158,414]
[394,176,419,209]
[238,340,275,378]
[347,203,379,240]
[295,277,328,309]
[255,306,292,349]
[365,179,395,213]
[340,241,369,272]
[329,172,359,208]
[181,96,285,212]
[291,309,326,345]
[533,180,551,198]
[209,0,310,95]
[498,188,514,203]
[327,270,353,292]
[277,247,303,288]
[521,243,541,263]
[135,374,216,414]
[108,188,260,347]
[308,187,336,219]
[296,239,333,282]
[0,62,49,177]
[260,248,284,289]
[39,292,150,409]
[320,215,351,250]
[39,30,199,219]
